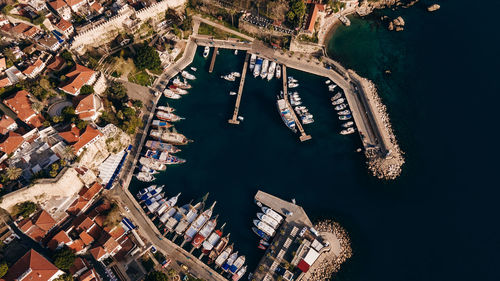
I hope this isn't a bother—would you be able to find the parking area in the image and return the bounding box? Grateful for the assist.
[242,14,293,35]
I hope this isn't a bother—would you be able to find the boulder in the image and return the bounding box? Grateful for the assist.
[427,4,441,12]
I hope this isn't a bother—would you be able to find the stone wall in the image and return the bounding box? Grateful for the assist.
[289,37,324,54]
[71,0,187,52]
[0,167,84,213]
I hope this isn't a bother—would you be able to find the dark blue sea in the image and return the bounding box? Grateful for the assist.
[130,0,500,280]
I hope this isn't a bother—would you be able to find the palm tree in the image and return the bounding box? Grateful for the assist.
[62,146,76,161]
[6,167,22,181]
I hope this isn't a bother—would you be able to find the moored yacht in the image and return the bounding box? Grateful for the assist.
[249,54,256,70]
[340,127,356,135]
[275,64,281,79]
[342,121,354,128]
[181,70,196,80]
[260,59,269,79]
[332,98,345,105]
[145,140,180,153]
[203,46,210,58]
[253,58,263,77]
[277,96,297,133]
[267,61,276,81]
[163,89,181,99]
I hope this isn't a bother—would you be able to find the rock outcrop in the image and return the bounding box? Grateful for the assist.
[388,16,405,31]
[427,4,441,12]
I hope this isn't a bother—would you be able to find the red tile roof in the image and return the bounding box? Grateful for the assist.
[1,249,62,281]
[67,197,90,216]
[58,124,81,143]
[79,182,102,201]
[22,58,44,76]
[69,257,88,276]
[79,231,94,246]
[33,210,57,232]
[0,57,6,69]
[0,131,24,154]
[0,77,11,88]
[0,115,16,135]
[23,26,39,38]
[60,64,95,95]
[75,94,96,114]
[47,56,65,71]
[69,239,85,252]
[55,18,72,32]
[11,23,30,34]
[78,269,97,281]
[89,246,106,261]
[3,90,36,122]
[49,0,68,10]
[73,125,102,153]
[77,217,95,232]
[65,0,86,7]
[90,2,103,13]
[47,230,71,251]
[306,4,320,32]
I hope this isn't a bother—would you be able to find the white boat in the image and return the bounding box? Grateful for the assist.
[340,127,356,135]
[338,109,351,115]
[170,87,188,95]
[139,157,166,171]
[231,72,241,78]
[163,89,181,99]
[183,202,216,242]
[156,192,181,215]
[328,84,337,91]
[229,91,237,96]
[342,121,354,128]
[331,93,342,101]
[237,116,244,121]
[181,71,196,80]
[249,54,256,70]
[253,58,263,78]
[234,49,238,55]
[135,172,155,182]
[203,46,210,58]
[288,82,299,88]
[262,207,283,223]
[159,207,177,223]
[150,130,191,145]
[140,166,158,175]
[221,74,236,81]
[267,61,276,81]
[232,265,246,281]
[172,77,191,89]
[253,220,275,237]
[229,256,245,274]
[335,104,347,111]
[157,106,175,113]
[260,59,269,79]
[215,244,233,267]
[325,80,331,84]
[275,64,281,79]
[332,98,345,105]
[190,67,197,71]
[221,252,238,272]
[257,213,279,229]
[137,185,158,199]
[175,202,203,236]
[288,76,298,83]
[156,111,183,122]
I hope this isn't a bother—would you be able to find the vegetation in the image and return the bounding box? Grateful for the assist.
[128,70,154,86]
[52,247,76,271]
[327,0,346,13]
[5,167,22,181]
[54,274,74,281]
[198,23,245,40]
[133,44,161,71]
[286,0,306,29]
[80,85,94,96]
[145,271,168,281]
[103,202,122,227]
[100,81,143,135]
[0,262,8,278]
[14,201,37,218]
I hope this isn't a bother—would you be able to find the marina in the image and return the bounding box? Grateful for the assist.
[282,66,312,142]
[209,47,219,73]
[228,53,250,125]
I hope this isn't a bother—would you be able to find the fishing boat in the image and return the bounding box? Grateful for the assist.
[260,239,270,246]
[139,157,166,171]
[183,202,216,243]
[202,224,225,255]
[156,192,181,215]
[208,234,230,263]
[150,130,191,145]
[257,213,279,229]
[156,111,183,122]
[231,72,241,78]
[249,54,256,70]
[172,77,191,89]
[288,82,299,88]
[339,114,352,121]
[277,97,297,133]
[252,227,270,241]
[163,204,189,231]
[253,220,275,237]
[190,67,197,71]
[276,64,281,79]
[181,71,196,80]
[192,216,218,249]
[159,207,177,224]
[137,185,164,201]
[328,84,337,91]
[232,265,246,281]
[215,244,233,268]
[230,91,237,96]
[331,93,342,100]
[152,120,172,129]
[253,58,263,78]
[221,252,238,272]
[260,59,269,79]
[135,172,155,182]
[340,127,356,135]
[267,61,276,81]
[137,185,157,198]
[145,140,181,153]
[175,202,203,236]
[163,89,181,99]
[334,104,347,111]
[342,121,354,128]
[332,98,345,105]
[229,256,245,274]
[203,46,210,58]
[325,80,331,84]
[338,109,351,115]
[262,207,283,223]
[221,74,236,81]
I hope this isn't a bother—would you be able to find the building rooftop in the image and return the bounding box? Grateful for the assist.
[0,131,24,154]
[60,64,95,95]
[1,249,62,281]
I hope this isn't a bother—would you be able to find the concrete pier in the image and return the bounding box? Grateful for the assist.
[282,66,312,142]
[228,52,249,125]
[209,47,218,73]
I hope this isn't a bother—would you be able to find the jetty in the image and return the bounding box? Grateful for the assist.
[252,191,350,281]
[209,47,218,73]
[228,52,249,124]
[282,66,312,142]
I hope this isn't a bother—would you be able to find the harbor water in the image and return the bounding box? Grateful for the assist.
[130,1,500,280]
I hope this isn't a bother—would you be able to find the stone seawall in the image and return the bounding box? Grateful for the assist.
[71,0,187,51]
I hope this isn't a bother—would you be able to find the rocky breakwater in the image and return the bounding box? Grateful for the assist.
[388,16,405,31]
[427,4,441,12]
[307,220,353,280]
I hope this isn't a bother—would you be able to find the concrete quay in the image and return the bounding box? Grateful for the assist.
[252,191,349,281]
[228,52,250,124]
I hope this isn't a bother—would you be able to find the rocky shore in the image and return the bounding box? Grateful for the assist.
[388,16,405,31]
[308,220,353,280]
[363,80,405,180]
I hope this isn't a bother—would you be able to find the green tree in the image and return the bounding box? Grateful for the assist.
[0,262,8,278]
[52,247,76,271]
[132,100,143,108]
[287,0,306,28]
[134,44,161,71]
[6,166,22,180]
[62,106,76,120]
[145,271,168,281]
[14,201,37,218]
[106,82,128,103]
[80,85,94,95]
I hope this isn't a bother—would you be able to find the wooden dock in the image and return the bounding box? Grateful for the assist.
[228,52,249,125]
[208,47,218,73]
[282,65,312,142]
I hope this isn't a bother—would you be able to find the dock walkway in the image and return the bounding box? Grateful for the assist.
[209,47,218,73]
[282,66,312,142]
[228,52,249,124]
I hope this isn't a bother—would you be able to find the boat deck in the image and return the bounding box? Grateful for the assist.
[228,52,249,125]
[282,65,312,142]
[209,47,218,73]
